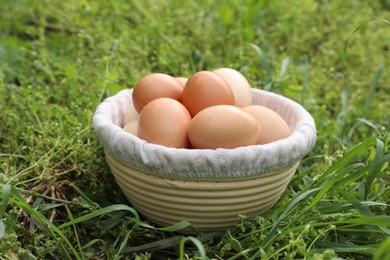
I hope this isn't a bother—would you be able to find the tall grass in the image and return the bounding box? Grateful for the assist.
[1,135,388,259]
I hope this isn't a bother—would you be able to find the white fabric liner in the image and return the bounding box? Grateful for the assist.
[93,89,317,179]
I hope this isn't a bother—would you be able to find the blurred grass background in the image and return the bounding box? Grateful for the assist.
[0,0,389,259]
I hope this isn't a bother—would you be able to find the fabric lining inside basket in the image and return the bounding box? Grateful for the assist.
[93,89,316,179]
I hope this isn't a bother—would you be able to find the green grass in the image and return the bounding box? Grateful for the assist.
[1,0,389,259]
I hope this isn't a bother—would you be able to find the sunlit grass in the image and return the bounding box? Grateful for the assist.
[1,0,389,259]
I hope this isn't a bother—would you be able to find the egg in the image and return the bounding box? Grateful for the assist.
[242,105,290,144]
[188,105,261,149]
[123,120,138,136]
[123,104,139,126]
[138,98,192,148]
[181,71,235,117]
[212,68,252,107]
[175,77,188,87]
[132,73,183,113]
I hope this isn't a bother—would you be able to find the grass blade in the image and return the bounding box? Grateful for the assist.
[342,190,374,217]
[308,163,365,210]
[131,218,196,233]
[251,43,273,89]
[318,201,389,214]
[114,230,132,260]
[365,139,390,199]
[261,187,321,247]
[310,137,377,189]
[58,204,139,229]
[65,205,85,260]
[279,57,289,77]
[81,239,107,251]
[374,236,390,260]
[123,235,183,253]
[365,64,384,113]
[154,220,196,232]
[262,136,381,249]
[0,219,5,239]
[8,185,80,259]
[341,190,390,235]
[179,236,207,260]
[344,18,390,59]
[337,215,390,227]
[0,184,11,220]
[315,241,377,256]
[0,185,11,238]
[348,118,381,139]
[58,203,195,234]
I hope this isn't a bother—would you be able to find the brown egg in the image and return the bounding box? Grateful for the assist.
[188,105,261,149]
[243,105,290,144]
[123,104,139,126]
[123,120,138,136]
[132,73,183,113]
[181,71,234,117]
[175,77,188,87]
[212,68,252,107]
[138,98,192,148]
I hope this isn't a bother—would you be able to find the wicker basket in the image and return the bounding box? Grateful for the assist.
[106,151,298,232]
[93,88,316,233]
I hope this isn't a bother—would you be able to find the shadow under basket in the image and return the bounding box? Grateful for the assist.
[105,150,299,233]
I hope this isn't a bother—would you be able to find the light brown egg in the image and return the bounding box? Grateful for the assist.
[138,98,192,148]
[181,71,235,117]
[188,105,261,149]
[212,68,252,107]
[123,120,138,136]
[123,104,139,126]
[132,73,183,113]
[175,77,188,87]
[243,105,290,144]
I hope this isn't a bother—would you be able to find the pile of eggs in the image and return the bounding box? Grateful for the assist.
[123,68,290,149]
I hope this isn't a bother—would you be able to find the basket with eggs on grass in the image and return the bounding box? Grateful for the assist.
[93,68,316,233]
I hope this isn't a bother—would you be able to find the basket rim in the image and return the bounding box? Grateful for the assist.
[104,149,300,181]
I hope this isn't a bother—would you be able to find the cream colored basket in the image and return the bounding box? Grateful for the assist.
[93,88,317,232]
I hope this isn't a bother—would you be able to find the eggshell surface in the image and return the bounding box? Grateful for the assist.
[181,71,234,117]
[243,105,290,144]
[132,73,183,113]
[138,98,192,148]
[188,105,261,149]
[123,120,138,136]
[175,77,188,87]
[213,68,252,107]
[123,104,139,126]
